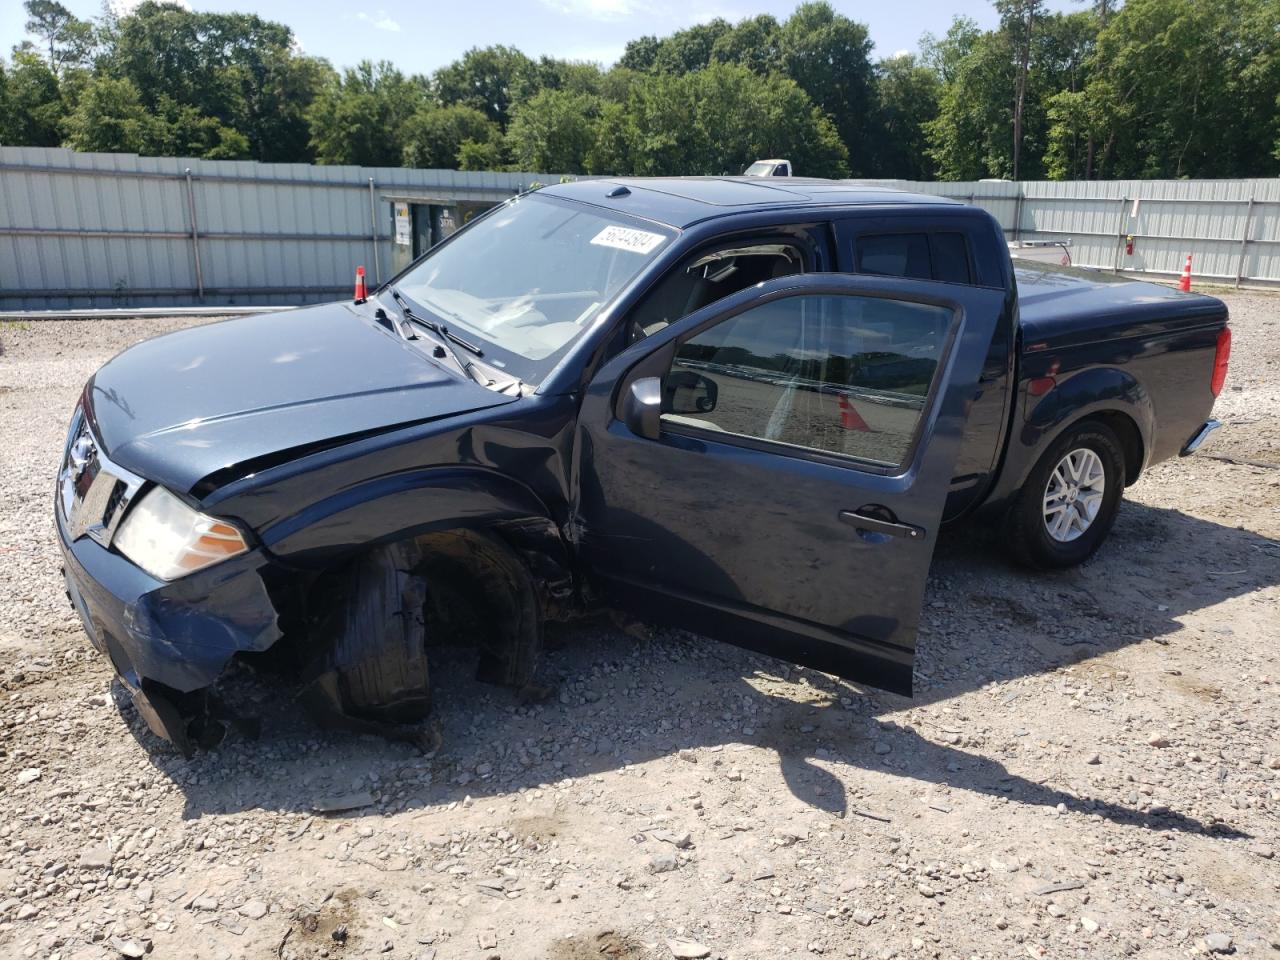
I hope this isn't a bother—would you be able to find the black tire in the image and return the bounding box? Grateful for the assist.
[1004,420,1126,570]
[302,540,432,730]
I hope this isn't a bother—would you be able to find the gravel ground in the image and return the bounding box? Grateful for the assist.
[0,291,1277,960]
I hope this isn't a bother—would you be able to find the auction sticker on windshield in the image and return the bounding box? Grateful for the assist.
[590,225,666,255]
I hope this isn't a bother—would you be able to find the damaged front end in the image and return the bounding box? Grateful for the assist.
[62,507,558,754]
[57,395,570,755]
[59,528,282,755]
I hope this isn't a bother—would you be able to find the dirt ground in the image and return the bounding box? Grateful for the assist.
[0,289,1277,960]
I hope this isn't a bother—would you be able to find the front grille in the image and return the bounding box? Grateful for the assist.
[57,408,147,547]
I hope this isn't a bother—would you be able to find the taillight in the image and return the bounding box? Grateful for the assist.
[1211,326,1231,397]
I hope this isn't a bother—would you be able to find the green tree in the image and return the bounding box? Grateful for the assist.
[926,29,1013,179]
[152,97,250,158]
[306,61,428,166]
[434,45,536,130]
[653,19,733,74]
[23,0,95,75]
[597,62,848,178]
[61,74,157,153]
[617,36,661,72]
[872,55,942,179]
[518,57,604,99]
[1049,0,1280,178]
[61,73,249,157]
[709,15,782,74]
[1037,11,1099,178]
[505,88,600,174]
[457,138,504,171]
[998,0,1046,180]
[920,17,981,85]
[101,1,329,162]
[776,3,876,175]
[926,7,1097,180]
[402,103,501,169]
[583,99,635,174]
[0,51,63,146]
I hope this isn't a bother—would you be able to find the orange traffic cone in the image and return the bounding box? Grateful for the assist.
[1178,254,1192,292]
[354,265,368,302]
[838,394,871,432]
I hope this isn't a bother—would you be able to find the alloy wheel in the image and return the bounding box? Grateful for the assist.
[1043,447,1106,543]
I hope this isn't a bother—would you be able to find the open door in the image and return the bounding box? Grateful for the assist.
[572,273,1009,695]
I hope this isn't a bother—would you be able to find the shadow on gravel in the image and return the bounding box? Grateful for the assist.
[122,499,1274,840]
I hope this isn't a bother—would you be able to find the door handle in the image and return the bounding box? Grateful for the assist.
[839,509,927,542]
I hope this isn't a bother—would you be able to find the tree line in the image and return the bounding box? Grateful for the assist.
[2,0,1277,180]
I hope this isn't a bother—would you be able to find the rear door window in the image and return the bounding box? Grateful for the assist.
[855,232,972,285]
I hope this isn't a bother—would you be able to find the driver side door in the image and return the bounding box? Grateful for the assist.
[571,273,1008,695]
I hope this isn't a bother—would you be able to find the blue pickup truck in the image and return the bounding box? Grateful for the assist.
[56,177,1230,751]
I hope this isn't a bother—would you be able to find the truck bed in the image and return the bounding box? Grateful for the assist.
[1015,262,1228,349]
[1011,260,1228,472]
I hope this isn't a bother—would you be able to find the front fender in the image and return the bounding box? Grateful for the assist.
[261,466,559,567]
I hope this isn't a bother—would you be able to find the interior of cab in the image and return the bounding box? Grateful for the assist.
[630,242,805,341]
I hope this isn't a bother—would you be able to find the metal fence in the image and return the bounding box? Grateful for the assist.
[0,147,568,310]
[3,148,1279,311]
[853,177,1280,288]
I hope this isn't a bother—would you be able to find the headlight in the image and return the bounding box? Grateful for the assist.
[113,487,249,581]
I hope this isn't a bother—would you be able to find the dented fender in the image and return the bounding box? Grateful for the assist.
[260,465,564,569]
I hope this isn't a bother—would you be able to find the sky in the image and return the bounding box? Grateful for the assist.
[4,0,1081,74]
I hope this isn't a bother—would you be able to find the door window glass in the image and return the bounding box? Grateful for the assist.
[929,232,971,284]
[661,294,954,467]
[630,241,805,340]
[857,233,931,279]
[855,232,972,285]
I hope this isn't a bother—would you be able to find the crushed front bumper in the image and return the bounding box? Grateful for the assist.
[57,502,281,753]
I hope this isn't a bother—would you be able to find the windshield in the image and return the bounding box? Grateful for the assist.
[743,161,774,176]
[394,194,675,384]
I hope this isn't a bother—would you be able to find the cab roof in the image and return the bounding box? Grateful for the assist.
[540,176,960,230]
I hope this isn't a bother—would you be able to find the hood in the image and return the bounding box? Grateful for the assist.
[85,301,518,495]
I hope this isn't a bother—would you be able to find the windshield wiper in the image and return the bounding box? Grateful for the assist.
[442,327,483,356]
[388,286,470,371]
[389,287,506,391]
[389,288,437,333]
[391,288,486,356]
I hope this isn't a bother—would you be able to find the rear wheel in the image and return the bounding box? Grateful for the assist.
[1005,421,1126,570]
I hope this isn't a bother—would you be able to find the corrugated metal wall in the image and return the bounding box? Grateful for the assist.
[853,177,1280,286]
[0,147,568,309]
[3,149,1279,310]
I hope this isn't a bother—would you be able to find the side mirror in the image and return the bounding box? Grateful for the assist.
[622,376,662,440]
[663,370,718,415]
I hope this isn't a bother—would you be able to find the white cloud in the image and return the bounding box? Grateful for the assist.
[355,10,402,32]
[540,0,640,21]
[110,0,190,13]
[892,48,911,58]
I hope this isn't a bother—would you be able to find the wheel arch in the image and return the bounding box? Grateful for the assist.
[1084,409,1145,485]
[260,467,576,719]
[261,465,568,567]
[1011,368,1153,495]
